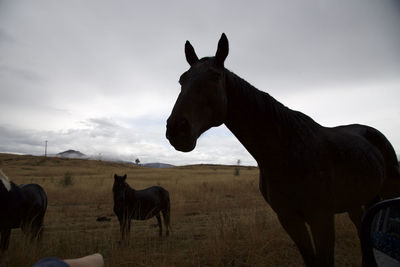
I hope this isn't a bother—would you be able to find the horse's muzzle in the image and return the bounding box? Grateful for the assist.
[166,117,196,152]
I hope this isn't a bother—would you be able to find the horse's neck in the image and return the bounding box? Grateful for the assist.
[224,71,320,165]
[126,183,135,191]
[113,184,134,203]
[124,184,136,198]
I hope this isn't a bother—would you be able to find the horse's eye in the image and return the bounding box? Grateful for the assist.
[179,72,188,84]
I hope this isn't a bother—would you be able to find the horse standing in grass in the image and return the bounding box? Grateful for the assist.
[0,170,47,251]
[112,174,170,241]
[166,33,400,267]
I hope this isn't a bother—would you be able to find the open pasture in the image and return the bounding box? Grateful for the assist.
[0,153,361,266]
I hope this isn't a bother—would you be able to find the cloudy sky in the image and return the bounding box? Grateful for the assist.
[0,0,399,166]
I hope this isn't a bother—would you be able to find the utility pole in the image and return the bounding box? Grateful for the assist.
[45,140,48,157]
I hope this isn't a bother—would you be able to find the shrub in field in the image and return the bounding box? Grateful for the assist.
[234,159,241,176]
[60,171,74,186]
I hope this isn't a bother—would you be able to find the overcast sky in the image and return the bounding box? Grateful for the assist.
[0,0,399,166]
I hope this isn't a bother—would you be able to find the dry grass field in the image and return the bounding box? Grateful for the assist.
[0,153,361,266]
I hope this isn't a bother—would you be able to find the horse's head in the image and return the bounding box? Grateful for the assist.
[113,174,128,200]
[166,33,229,152]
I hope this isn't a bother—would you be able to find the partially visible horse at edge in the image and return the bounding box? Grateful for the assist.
[166,33,400,267]
[0,169,47,251]
[112,174,170,241]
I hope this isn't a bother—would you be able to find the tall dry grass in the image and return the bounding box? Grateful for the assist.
[0,153,361,266]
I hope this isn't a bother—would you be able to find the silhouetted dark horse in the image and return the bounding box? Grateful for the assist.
[0,170,47,251]
[113,174,170,241]
[166,33,400,267]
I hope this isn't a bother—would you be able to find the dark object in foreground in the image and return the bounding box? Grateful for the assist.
[96,216,111,222]
[112,174,170,241]
[361,197,400,267]
[0,170,47,251]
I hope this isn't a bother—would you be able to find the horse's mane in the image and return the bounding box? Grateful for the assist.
[0,169,12,192]
[225,70,321,141]
[113,180,134,202]
[123,182,134,193]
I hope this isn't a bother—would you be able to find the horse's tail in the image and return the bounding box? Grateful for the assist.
[161,189,171,234]
[363,127,400,199]
[20,184,48,239]
[38,185,47,237]
[32,184,48,240]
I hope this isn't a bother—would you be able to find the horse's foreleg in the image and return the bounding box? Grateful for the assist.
[277,214,315,267]
[1,229,11,251]
[308,212,335,267]
[119,218,127,241]
[126,220,131,244]
[156,214,162,236]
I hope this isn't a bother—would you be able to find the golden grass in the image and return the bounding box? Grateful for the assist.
[0,153,361,266]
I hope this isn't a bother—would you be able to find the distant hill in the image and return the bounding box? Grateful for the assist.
[54,151,174,167]
[143,162,174,168]
[56,150,86,159]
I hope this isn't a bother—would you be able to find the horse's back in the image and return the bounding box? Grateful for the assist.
[129,186,170,220]
[136,186,170,206]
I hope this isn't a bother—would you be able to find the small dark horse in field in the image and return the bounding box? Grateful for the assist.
[0,170,47,251]
[166,33,400,266]
[113,174,170,241]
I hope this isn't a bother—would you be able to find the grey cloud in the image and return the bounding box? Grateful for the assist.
[0,65,44,83]
[0,28,16,44]
[222,1,400,93]
[82,118,122,138]
[87,118,120,129]
[0,125,49,154]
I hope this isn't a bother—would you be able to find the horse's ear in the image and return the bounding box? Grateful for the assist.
[215,33,229,66]
[185,40,199,66]
[114,174,117,179]
[123,174,127,181]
